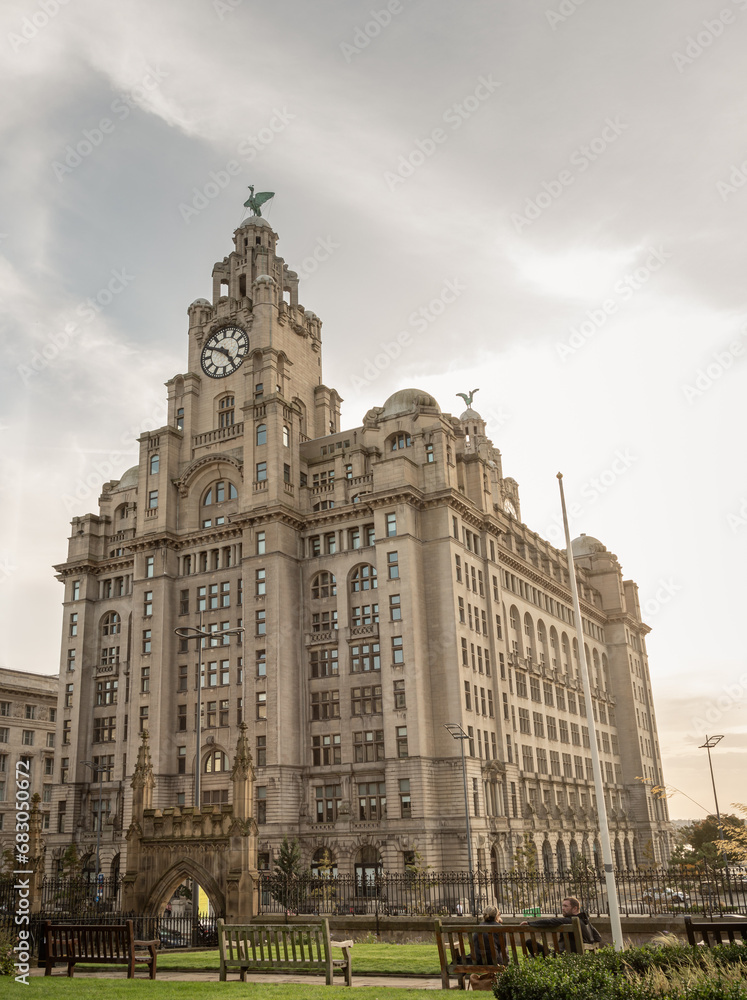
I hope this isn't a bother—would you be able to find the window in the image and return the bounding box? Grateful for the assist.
[365,523,375,546]
[547,716,558,740]
[283,463,291,484]
[256,735,266,767]
[139,706,149,732]
[312,734,341,766]
[537,748,548,774]
[141,666,150,693]
[146,556,154,578]
[351,685,382,715]
[177,746,186,774]
[349,527,360,549]
[385,512,397,537]
[350,564,377,592]
[177,704,187,731]
[574,755,584,779]
[425,443,434,463]
[393,677,406,709]
[256,531,266,555]
[351,642,380,673]
[143,590,153,616]
[72,580,80,600]
[69,613,78,637]
[533,712,545,737]
[256,461,267,482]
[559,719,569,743]
[256,610,266,635]
[390,432,412,450]
[521,745,534,772]
[315,784,342,822]
[518,707,530,733]
[102,611,121,636]
[22,730,34,746]
[142,629,152,654]
[311,572,336,598]
[96,679,117,705]
[312,610,338,632]
[256,423,267,446]
[311,690,340,720]
[47,732,55,748]
[0,702,9,717]
[396,725,408,757]
[352,604,378,626]
[392,635,404,665]
[283,425,290,447]
[530,677,541,702]
[204,480,238,504]
[254,382,263,400]
[353,729,384,762]
[205,750,230,772]
[219,699,229,726]
[325,533,336,554]
[389,594,402,621]
[149,453,160,475]
[176,407,184,430]
[358,781,387,820]
[64,683,74,708]
[148,489,158,509]
[93,717,116,742]
[256,691,267,719]
[0,728,8,744]
[571,723,581,746]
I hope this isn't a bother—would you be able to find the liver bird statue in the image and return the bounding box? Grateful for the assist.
[244,185,275,217]
[456,388,480,407]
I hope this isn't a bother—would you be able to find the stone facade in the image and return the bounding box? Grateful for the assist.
[0,668,57,857]
[47,214,673,892]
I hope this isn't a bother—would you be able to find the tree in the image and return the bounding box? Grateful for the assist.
[270,837,305,912]
[670,813,745,868]
[721,803,747,865]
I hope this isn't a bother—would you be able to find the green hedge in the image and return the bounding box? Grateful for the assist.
[492,944,747,1000]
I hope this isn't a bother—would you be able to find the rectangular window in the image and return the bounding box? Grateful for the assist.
[358,780,387,821]
[389,594,401,621]
[393,678,406,709]
[396,725,408,758]
[148,490,158,509]
[256,735,266,767]
[574,755,584,779]
[464,681,472,711]
[365,524,375,546]
[351,642,380,673]
[353,729,384,763]
[312,734,342,766]
[139,706,149,732]
[387,551,399,579]
[256,786,267,824]
[537,748,548,774]
[518,707,530,733]
[256,691,267,719]
[310,648,338,677]
[256,531,266,555]
[256,462,267,482]
[22,730,34,746]
[392,635,404,664]
[315,783,342,822]
[547,715,557,740]
[385,512,397,537]
[177,746,186,774]
[142,629,152,654]
[93,717,116,743]
[571,723,581,746]
[461,637,468,666]
[351,685,381,716]
[530,677,541,702]
[141,666,150,694]
[559,719,569,743]
[351,603,378,626]
[146,556,155,578]
[68,613,78,637]
[219,699,229,727]
[550,750,561,776]
[312,690,341,720]
[256,610,266,636]
[177,704,187,731]
[0,728,9,743]
[533,712,545,738]
[521,745,534,772]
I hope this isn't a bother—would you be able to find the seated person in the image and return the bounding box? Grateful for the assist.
[471,905,506,965]
[521,896,602,955]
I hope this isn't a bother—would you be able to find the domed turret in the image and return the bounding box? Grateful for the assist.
[380,388,440,418]
[571,533,607,556]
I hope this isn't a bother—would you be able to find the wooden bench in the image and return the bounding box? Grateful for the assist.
[43,920,159,978]
[434,916,587,989]
[685,916,747,947]
[217,918,353,986]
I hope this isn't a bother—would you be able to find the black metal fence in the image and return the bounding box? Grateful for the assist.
[257,867,747,919]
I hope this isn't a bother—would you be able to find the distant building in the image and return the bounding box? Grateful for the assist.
[0,668,58,854]
[48,213,673,884]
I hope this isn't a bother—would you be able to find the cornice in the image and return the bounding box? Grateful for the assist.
[499,552,608,627]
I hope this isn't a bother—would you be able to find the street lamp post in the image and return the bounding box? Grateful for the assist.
[444,723,476,917]
[173,618,244,928]
[699,735,733,906]
[81,759,111,902]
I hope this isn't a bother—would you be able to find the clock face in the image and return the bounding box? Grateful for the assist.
[503,498,517,518]
[200,326,249,378]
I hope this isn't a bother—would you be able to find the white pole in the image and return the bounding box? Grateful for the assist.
[557,473,625,951]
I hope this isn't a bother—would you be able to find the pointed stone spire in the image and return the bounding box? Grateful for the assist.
[131,728,155,819]
[231,722,255,822]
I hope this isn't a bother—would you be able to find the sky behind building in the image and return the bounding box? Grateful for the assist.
[1,0,745,820]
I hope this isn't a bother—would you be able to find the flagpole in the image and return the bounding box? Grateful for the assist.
[557,473,624,951]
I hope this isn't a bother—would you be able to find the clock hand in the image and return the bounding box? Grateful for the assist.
[211,345,233,360]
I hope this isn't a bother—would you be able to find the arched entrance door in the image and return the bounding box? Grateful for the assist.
[354,846,382,899]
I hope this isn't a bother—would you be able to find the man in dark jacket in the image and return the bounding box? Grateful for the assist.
[521,896,602,954]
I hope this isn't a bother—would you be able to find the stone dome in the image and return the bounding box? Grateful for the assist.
[237,216,273,230]
[190,297,211,307]
[571,533,607,556]
[460,407,483,422]
[381,388,440,418]
[255,273,276,284]
[116,466,139,490]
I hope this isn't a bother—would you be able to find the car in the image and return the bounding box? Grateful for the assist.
[641,888,689,904]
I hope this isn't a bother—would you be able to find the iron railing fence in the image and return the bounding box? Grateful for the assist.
[257,867,747,918]
[39,874,123,914]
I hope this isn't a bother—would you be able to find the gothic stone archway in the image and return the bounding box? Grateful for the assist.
[121,728,259,922]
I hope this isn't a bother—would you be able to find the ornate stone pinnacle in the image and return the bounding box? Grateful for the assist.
[231,720,254,780]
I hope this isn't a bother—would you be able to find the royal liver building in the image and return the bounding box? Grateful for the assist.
[50,210,673,883]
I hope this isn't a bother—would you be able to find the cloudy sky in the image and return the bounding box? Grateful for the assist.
[1,0,745,821]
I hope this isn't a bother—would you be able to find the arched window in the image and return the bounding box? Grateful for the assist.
[204,750,230,773]
[149,454,159,475]
[312,572,336,599]
[350,564,377,592]
[282,425,290,447]
[203,480,238,505]
[256,423,267,446]
[561,633,571,672]
[101,612,121,636]
[556,840,567,872]
[569,839,579,862]
[389,432,412,451]
[542,840,553,874]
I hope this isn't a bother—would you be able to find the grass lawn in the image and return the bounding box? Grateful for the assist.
[57,943,443,977]
[11,982,437,999]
